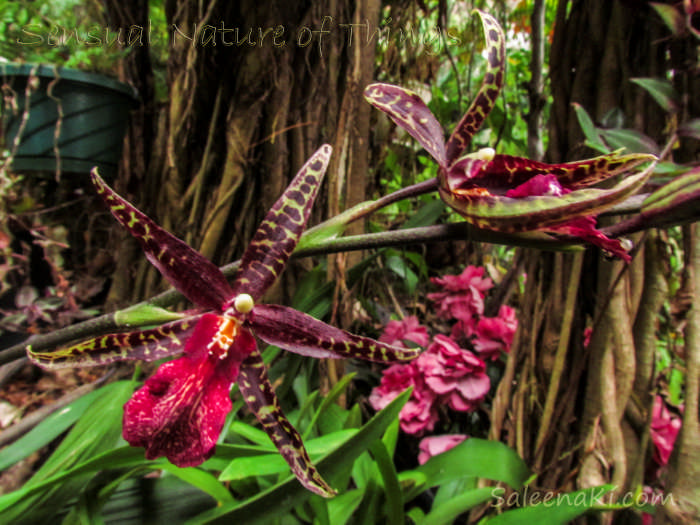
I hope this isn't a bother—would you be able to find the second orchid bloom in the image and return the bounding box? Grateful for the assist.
[364,10,657,261]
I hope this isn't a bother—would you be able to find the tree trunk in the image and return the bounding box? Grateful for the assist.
[101,1,380,309]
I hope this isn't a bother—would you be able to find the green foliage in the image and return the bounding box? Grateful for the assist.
[631,77,679,113]
[573,98,661,155]
[0,381,135,524]
[0,0,120,70]
[0,0,168,78]
[0,385,107,471]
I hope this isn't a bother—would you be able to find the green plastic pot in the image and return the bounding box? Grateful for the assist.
[1,63,138,177]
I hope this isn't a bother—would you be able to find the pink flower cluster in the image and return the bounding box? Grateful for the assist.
[369,325,490,434]
[429,266,518,361]
[369,265,519,436]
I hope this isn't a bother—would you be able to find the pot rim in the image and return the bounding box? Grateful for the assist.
[0,62,138,101]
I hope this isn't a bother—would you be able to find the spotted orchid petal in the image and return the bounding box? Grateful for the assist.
[27,316,202,369]
[237,348,336,497]
[248,304,421,362]
[91,170,233,312]
[449,151,656,193]
[122,313,255,467]
[445,10,505,163]
[363,83,447,168]
[229,145,332,303]
[362,12,657,260]
[438,156,657,232]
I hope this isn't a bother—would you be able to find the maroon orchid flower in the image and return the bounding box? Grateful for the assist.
[364,10,657,260]
[28,145,420,497]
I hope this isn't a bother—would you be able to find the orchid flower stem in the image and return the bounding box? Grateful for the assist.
[294,223,579,257]
[302,178,439,238]
[352,178,439,222]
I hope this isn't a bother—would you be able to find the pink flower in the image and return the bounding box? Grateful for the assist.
[418,335,490,412]
[369,363,419,412]
[650,396,682,468]
[380,315,429,348]
[472,305,518,360]
[450,317,477,343]
[400,390,440,434]
[428,266,493,321]
[369,362,439,435]
[418,434,468,465]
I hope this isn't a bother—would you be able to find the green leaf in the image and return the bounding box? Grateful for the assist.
[0,386,105,471]
[316,402,351,436]
[599,128,660,155]
[668,368,684,406]
[0,382,136,523]
[650,3,685,35]
[0,446,151,513]
[188,388,412,524]
[630,77,679,112]
[303,373,356,440]
[401,199,444,229]
[219,430,357,482]
[97,471,222,524]
[0,444,236,521]
[385,254,418,294]
[397,470,428,497]
[572,103,608,153]
[413,438,530,493]
[368,441,402,525]
[381,417,400,458]
[307,497,331,525]
[351,449,376,491]
[480,484,615,525]
[432,477,478,509]
[26,381,133,482]
[229,421,277,449]
[327,489,364,525]
[420,486,498,525]
[160,464,233,504]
